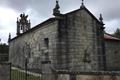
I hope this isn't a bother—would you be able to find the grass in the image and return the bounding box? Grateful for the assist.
[11,69,41,80]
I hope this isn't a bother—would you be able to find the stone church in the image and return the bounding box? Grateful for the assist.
[9,0,120,76]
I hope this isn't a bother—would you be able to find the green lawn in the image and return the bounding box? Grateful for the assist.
[11,69,41,80]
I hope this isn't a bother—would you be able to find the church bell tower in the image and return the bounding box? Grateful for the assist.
[16,13,31,36]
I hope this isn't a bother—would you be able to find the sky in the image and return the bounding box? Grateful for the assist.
[0,0,120,43]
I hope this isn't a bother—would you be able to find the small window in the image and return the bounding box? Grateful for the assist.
[44,38,49,60]
[44,38,49,48]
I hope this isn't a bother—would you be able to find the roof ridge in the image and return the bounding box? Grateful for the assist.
[63,6,102,24]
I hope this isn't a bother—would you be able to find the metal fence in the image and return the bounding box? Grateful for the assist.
[11,67,42,80]
[2,62,120,80]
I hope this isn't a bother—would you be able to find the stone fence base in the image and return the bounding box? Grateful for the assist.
[57,74,120,80]
[56,71,120,80]
[76,75,118,80]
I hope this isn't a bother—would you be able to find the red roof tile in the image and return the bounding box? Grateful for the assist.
[104,33,120,41]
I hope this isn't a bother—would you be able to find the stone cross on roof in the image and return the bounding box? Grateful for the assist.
[82,0,84,5]
[80,0,85,8]
[53,0,61,17]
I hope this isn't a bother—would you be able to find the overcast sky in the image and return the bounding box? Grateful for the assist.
[0,0,120,43]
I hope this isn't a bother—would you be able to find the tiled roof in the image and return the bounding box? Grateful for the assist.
[104,33,120,41]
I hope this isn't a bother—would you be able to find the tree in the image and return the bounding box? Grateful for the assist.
[113,28,120,38]
[0,44,9,62]
[0,44,9,53]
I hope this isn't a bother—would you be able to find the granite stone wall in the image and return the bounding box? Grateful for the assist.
[9,20,59,70]
[59,9,104,71]
[105,40,120,71]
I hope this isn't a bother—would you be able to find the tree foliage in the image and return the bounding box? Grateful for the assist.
[0,44,9,53]
[113,28,120,38]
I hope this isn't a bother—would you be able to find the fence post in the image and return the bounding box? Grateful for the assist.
[10,63,11,80]
[25,58,27,80]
